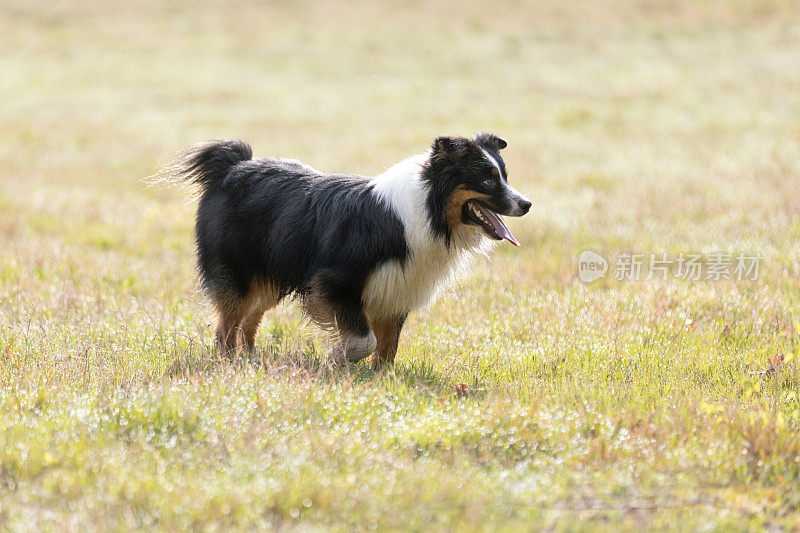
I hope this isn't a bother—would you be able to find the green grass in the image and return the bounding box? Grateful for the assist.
[2,0,800,530]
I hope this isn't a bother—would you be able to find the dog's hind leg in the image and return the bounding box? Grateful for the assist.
[213,290,248,357]
[241,308,267,352]
[370,314,407,368]
[240,282,281,351]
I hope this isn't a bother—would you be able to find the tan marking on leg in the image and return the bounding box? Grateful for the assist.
[240,280,280,351]
[213,290,248,357]
[241,311,264,352]
[370,316,405,367]
[213,280,280,356]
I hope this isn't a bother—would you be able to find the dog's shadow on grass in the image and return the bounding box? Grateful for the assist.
[166,339,457,397]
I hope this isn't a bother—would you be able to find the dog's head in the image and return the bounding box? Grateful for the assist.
[425,133,531,246]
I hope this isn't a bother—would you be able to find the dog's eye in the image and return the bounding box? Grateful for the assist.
[481,178,494,188]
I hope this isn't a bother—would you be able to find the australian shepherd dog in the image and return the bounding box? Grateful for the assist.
[168,133,531,366]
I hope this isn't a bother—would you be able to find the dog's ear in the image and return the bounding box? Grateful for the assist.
[475,132,508,151]
[432,136,470,160]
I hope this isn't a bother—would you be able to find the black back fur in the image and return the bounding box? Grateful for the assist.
[174,140,408,337]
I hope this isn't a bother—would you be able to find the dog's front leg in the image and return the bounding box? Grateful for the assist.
[370,314,407,368]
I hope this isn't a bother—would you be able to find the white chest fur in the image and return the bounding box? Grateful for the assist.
[363,155,491,320]
[362,238,470,319]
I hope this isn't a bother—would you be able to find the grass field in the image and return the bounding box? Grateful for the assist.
[2,0,799,530]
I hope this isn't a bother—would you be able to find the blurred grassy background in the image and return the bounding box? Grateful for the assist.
[1,0,799,530]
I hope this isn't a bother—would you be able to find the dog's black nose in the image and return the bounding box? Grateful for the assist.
[518,199,532,214]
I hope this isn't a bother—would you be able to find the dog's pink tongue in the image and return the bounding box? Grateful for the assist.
[474,203,521,246]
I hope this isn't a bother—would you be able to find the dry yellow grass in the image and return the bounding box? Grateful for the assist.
[1,0,799,530]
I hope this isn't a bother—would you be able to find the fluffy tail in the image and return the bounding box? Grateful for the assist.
[164,139,253,189]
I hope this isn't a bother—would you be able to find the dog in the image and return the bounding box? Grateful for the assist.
[168,133,531,365]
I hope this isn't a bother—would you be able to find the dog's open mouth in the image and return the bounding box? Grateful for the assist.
[463,201,520,246]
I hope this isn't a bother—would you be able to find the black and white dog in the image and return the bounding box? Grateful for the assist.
[170,133,531,365]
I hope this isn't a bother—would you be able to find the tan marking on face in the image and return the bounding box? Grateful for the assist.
[445,186,492,232]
